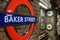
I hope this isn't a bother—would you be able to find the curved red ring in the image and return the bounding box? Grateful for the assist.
[6,0,35,40]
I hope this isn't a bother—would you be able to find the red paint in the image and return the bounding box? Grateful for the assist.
[6,0,35,40]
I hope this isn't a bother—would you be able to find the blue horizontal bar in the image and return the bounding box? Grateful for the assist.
[0,13,36,25]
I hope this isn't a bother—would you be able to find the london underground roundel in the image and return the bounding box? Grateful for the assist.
[5,0,35,40]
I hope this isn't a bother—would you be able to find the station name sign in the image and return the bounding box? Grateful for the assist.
[0,13,36,25]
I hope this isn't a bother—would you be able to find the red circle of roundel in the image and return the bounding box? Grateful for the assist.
[6,0,35,40]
